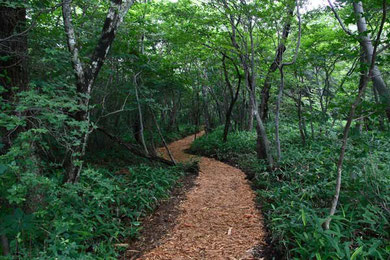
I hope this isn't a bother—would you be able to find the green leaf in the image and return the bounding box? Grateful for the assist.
[301,209,307,226]
[351,246,363,260]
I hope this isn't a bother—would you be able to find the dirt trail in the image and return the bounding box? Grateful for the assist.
[133,132,265,259]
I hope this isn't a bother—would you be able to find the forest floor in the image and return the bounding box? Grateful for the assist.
[125,132,266,259]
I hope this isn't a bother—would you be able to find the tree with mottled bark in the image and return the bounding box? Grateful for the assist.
[61,0,135,183]
[328,0,390,121]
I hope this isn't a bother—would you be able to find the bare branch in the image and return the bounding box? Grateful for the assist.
[327,0,353,36]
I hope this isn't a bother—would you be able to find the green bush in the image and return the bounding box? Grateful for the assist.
[190,126,390,259]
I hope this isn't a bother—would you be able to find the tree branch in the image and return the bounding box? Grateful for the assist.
[327,0,353,36]
[97,127,175,166]
[282,0,302,67]
[62,0,86,92]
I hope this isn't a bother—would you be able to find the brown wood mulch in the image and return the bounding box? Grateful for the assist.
[124,132,266,260]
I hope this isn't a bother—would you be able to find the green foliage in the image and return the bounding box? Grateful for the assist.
[191,126,390,259]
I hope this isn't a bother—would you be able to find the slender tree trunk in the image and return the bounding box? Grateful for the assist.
[260,6,294,121]
[240,88,247,130]
[275,66,284,163]
[297,92,306,146]
[149,107,176,165]
[274,0,301,163]
[247,79,254,131]
[168,96,178,130]
[325,0,386,229]
[201,82,212,133]
[221,0,272,166]
[221,55,242,142]
[324,70,369,230]
[307,88,315,139]
[223,104,234,142]
[1,234,9,256]
[134,74,149,155]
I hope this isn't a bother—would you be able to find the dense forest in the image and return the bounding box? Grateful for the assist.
[0,0,389,259]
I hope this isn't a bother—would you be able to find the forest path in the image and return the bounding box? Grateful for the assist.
[136,132,265,259]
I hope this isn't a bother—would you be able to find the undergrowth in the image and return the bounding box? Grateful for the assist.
[0,161,193,259]
[190,126,390,259]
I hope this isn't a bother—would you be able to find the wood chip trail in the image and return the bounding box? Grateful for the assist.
[133,132,265,259]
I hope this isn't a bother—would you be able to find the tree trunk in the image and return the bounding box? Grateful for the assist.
[149,107,176,165]
[246,80,254,131]
[0,4,28,153]
[223,104,234,142]
[307,88,315,139]
[134,74,149,155]
[201,82,212,133]
[297,92,306,146]
[1,234,9,256]
[325,69,369,230]
[353,1,390,121]
[168,96,178,130]
[260,6,294,121]
[251,93,273,168]
[275,66,284,163]
[221,54,242,142]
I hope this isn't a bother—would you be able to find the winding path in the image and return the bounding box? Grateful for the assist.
[136,132,265,259]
